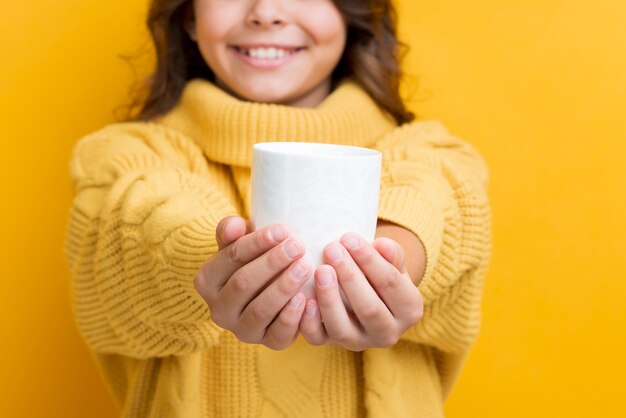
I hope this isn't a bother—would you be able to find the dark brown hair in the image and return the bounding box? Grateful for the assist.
[125,0,414,125]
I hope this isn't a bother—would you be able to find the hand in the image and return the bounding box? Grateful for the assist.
[194,216,311,350]
[299,232,423,351]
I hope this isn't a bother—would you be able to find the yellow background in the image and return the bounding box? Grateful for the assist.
[1,0,624,416]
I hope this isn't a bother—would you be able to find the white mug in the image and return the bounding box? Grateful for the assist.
[251,142,382,299]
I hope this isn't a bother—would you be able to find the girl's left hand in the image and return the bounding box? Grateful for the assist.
[299,232,423,351]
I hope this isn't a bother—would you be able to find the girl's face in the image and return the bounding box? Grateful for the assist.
[188,0,347,108]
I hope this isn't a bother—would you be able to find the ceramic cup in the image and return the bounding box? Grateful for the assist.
[251,142,382,299]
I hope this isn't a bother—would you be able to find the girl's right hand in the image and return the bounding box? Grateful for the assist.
[194,216,311,350]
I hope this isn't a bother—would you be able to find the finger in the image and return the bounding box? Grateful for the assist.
[299,299,327,346]
[216,216,247,249]
[218,237,306,321]
[239,258,311,337]
[314,266,360,347]
[324,239,394,336]
[371,237,406,274]
[206,223,291,290]
[263,292,306,350]
[346,235,418,319]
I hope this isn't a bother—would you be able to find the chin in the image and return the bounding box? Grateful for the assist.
[239,89,293,105]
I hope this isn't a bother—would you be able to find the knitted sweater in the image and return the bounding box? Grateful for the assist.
[65,79,491,417]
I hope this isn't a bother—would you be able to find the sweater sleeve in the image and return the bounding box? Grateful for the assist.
[373,120,492,362]
[64,122,238,359]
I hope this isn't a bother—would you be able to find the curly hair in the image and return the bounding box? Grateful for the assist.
[125,0,414,125]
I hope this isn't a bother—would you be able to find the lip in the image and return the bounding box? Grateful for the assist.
[229,45,306,70]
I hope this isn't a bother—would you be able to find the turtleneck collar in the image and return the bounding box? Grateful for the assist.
[156,78,398,168]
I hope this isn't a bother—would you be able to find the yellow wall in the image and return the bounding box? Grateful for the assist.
[1,0,624,416]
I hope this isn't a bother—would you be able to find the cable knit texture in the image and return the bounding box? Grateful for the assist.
[65,78,491,417]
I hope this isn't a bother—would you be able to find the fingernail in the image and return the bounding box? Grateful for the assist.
[291,260,310,281]
[270,225,287,242]
[317,269,333,287]
[290,293,304,308]
[326,244,344,263]
[284,239,303,259]
[305,301,317,317]
[343,234,361,250]
[222,218,237,240]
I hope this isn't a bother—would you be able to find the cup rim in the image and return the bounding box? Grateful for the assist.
[253,141,381,158]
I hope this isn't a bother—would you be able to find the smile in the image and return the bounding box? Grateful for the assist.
[232,45,305,60]
[230,45,306,69]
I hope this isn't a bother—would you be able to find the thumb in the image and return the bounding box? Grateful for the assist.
[372,237,407,274]
[216,216,248,250]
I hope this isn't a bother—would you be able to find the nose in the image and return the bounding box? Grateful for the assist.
[246,0,287,29]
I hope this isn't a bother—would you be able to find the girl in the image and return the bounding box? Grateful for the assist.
[65,0,491,417]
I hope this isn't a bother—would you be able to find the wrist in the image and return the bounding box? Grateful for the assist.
[375,219,426,286]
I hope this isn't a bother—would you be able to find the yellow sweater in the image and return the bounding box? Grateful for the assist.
[65,79,491,417]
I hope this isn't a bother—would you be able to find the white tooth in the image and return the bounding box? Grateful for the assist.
[267,48,277,59]
[257,49,267,59]
[276,49,286,58]
[249,49,258,58]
